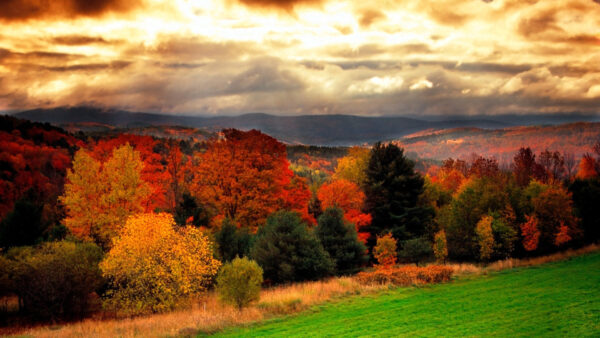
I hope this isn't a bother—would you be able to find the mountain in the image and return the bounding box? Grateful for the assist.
[14,107,514,145]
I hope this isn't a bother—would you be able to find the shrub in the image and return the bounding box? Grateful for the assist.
[251,210,333,284]
[433,230,448,263]
[398,237,433,266]
[373,233,397,268]
[355,265,453,286]
[315,207,367,275]
[3,241,103,321]
[100,213,221,315]
[0,195,45,250]
[214,218,254,262]
[216,257,263,309]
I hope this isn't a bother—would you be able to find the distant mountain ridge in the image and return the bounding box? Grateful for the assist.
[13,106,598,145]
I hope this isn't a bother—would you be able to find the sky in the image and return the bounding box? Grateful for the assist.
[1,0,599,116]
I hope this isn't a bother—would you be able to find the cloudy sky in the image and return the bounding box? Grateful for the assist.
[1,0,599,116]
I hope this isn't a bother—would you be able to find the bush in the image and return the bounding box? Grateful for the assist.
[251,210,333,284]
[398,237,433,266]
[3,241,103,321]
[214,218,254,262]
[315,207,367,275]
[100,213,221,315]
[355,265,453,286]
[216,257,263,309]
[0,196,46,250]
[373,233,397,268]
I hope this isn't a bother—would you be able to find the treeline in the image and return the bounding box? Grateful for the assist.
[0,115,599,323]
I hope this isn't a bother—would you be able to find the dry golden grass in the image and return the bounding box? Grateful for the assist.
[9,277,384,338]
[6,244,599,338]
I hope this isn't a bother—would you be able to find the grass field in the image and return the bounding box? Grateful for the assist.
[216,252,600,337]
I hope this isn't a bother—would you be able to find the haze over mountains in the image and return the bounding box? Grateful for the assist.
[13,107,600,146]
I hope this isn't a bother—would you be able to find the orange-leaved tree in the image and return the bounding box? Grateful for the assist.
[61,144,150,249]
[100,212,221,315]
[475,215,495,261]
[521,215,540,251]
[373,233,397,269]
[191,129,310,231]
[317,179,371,242]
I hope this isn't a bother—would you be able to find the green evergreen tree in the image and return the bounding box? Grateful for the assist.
[251,210,333,284]
[363,142,434,250]
[214,218,253,262]
[315,207,367,275]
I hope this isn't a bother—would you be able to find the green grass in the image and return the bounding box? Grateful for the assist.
[215,252,600,337]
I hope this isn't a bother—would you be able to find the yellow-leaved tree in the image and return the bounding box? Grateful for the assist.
[61,144,150,249]
[100,212,221,315]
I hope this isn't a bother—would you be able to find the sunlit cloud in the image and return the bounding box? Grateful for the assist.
[0,0,599,115]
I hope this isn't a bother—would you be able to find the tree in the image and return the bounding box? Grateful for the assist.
[373,233,397,268]
[569,178,600,244]
[513,147,544,187]
[250,210,333,284]
[0,193,45,250]
[555,222,571,247]
[333,146,369,186]
[564,152,577,182]
[317,179,371,242]
[216,257,263,309]
[521,215,540,251]
[191,129,310,231]
[577,154,597,179]
[315,207,367,275]
[174,192,210,227]
[363,142,433,250]
[398,237,432,266]
[214,218,254,262]
[100,213,221,315]
[433,230,448,263]
[60,145,151,249]
[475,216,495,261]
[3,241,103,321]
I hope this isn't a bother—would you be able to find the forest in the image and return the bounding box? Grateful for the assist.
[0,114,599,326]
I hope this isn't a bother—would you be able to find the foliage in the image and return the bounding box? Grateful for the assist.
[191,129,311,231]
[373,233,397,268]
[315,207,367,275]
[398,237,433,266]
[0,193,45,250]
[333,146,370,186]
[355,265,453,286]
[363,142,433,249]
[174,192,210,227]
[569,178,600,243]
[216,257,263,309]
[100,213,221,315]
[521,215,540,251]
[317,179,371,241]
[475,216,495,261]
[214,218,254,262]
[433,230,448,263]
[3,240,103,321]
[61,145,151,249]
[554,223,571,247]
[576,154,597,179]
[250,210,333,284]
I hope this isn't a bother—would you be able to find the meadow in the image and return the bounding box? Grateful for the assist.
[217,251,600,337]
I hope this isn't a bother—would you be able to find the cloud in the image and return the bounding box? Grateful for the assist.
[50,35,110,45]
[234,0,323,11]
[0,0,144,22]
[357,8,386,28]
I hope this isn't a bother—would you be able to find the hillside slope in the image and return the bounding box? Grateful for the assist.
[218,252,600,337]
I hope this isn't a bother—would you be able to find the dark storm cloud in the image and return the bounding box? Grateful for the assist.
[50,35,111,45]
[234,0,323,11]
[0,0,144,22]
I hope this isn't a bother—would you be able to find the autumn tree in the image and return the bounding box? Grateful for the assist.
[433,230,448,263]
[373,233,397,268]
[577,154,597,179]
[334,146,370,186]
[61,145,150,249]
[315,207,367,275]
[191,129,310,231]
[475,216,495,261]
[317,179,371,242]
[513,147,544,187]
[521,215,540,251]
[363,142,433,250]
[469,155,499,178]
[101,213,221,315]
